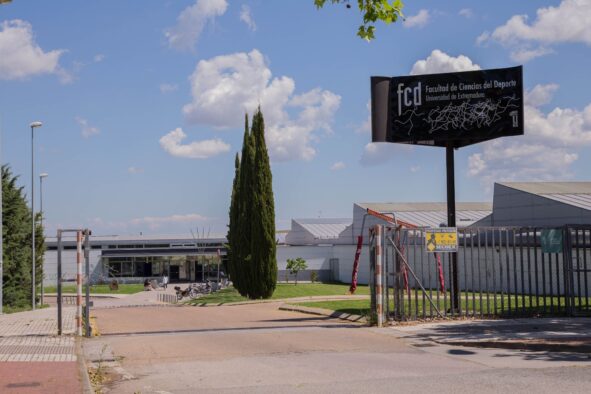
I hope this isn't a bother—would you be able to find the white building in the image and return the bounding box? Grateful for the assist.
[478,182,591,227]
[43,182,591,287]
[43,234,226,286]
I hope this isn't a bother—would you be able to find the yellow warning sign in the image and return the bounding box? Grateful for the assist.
[425,228,458,253]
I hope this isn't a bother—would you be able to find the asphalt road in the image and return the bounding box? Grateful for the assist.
[86,303,591,393]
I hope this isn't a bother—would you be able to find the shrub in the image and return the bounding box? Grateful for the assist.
[310,271,318,283]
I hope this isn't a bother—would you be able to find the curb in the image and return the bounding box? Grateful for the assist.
[76,337,94,394]
[437,338,591,353]
[279,303,367,324]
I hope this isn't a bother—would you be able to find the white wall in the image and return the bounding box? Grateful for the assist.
[43,250,103,286]
[492,184,591,226]
[277,244,371,284]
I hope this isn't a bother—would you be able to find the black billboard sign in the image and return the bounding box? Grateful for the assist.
[371,66,524,147]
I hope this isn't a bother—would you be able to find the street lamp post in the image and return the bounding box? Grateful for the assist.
[39,172,48,307]
[30,121,42,310]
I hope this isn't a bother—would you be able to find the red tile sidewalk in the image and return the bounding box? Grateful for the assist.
[0,307,83,393]
[0,362,81,393]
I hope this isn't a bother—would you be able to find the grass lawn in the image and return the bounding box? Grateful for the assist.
[186,283,368,305]
[44,283,145,295]
[293,292,591,318]
[3,304,50,314]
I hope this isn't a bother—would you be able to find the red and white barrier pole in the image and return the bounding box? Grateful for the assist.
[375,225,384,327]
[76,230,83,336]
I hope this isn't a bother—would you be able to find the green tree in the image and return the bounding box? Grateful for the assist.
[228,109,277,299]
[2,165,44,309]
[235,114,256,297]
[249,108,277,298]
[286,258,308,285]
[226,151,240,288]
[314,0,404,41]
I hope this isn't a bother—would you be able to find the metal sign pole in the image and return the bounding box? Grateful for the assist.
[446,141,459,311]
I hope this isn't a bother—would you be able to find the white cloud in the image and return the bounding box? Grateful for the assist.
[131,213,208,230]
[356,100,371,134]
[476,31,490,46]
[490,0,591,45]
[0,19,68,81]
[128,166,144,174]
[525,83,559,107]
[165,0,228,51]
[479,1,591,62]
[75,117,100,138]
[240,4,257,31]
[509,46,554,63]
[360,142,412,166]
[160,83,178,93]
[468,140,579,190]
[159,128,230,159]
[410,165,421,173]
[182,49,341,161]
[330,161,345,171]
[403,9,430,29]
[459,8,473,19]
[410,49,481,75]
[468,83,591,188]
[93,54,105,63]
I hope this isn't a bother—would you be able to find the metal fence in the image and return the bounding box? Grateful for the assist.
[157,293,178,304]
[370,225,591,322]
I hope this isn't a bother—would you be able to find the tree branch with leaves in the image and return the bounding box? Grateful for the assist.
[314,0,404,41]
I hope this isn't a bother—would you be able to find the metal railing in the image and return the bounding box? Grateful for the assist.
[157,293,178,304]
[371,225,591,322]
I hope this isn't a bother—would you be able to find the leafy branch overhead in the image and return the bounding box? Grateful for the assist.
[314,0,404,41]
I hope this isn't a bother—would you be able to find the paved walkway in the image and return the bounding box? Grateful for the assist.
[0,307,82,393]
[0,307,75,337]
[389,317,591,353]
[87,303,591,393]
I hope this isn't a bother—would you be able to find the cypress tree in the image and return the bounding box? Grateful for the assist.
[249,108,277,299]
[227,152,240,289]
[235,115,255,297]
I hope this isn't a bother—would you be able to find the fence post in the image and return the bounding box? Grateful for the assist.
[375,225,384,327]
[76,231,83,336]
[84,230,91,337]
[57,230,62,335]
[369,227,376,323]
[562,226,574,316]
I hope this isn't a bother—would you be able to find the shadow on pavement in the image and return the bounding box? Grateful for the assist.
[492,351,591,362]
[101,323,362,337]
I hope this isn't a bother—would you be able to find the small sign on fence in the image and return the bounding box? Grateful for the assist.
[425,227,458,252]
[541,229,563,254]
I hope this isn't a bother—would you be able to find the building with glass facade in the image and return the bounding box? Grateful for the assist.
[43,234,226,285]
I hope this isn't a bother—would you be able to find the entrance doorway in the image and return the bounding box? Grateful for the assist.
[169,265,180,281]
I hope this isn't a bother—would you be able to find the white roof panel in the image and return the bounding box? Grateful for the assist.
[293,218,352,239]
[500,182,591,211]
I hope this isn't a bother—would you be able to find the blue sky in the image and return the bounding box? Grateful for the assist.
[1,0,590,235]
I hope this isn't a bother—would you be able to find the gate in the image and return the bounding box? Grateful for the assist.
[370,225,591,323]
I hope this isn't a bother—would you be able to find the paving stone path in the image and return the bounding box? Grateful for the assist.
[0,336,76,362]
[0,307,76,362]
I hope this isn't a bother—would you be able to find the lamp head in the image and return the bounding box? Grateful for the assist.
[30,121,43,128]
[40,173,49,179]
